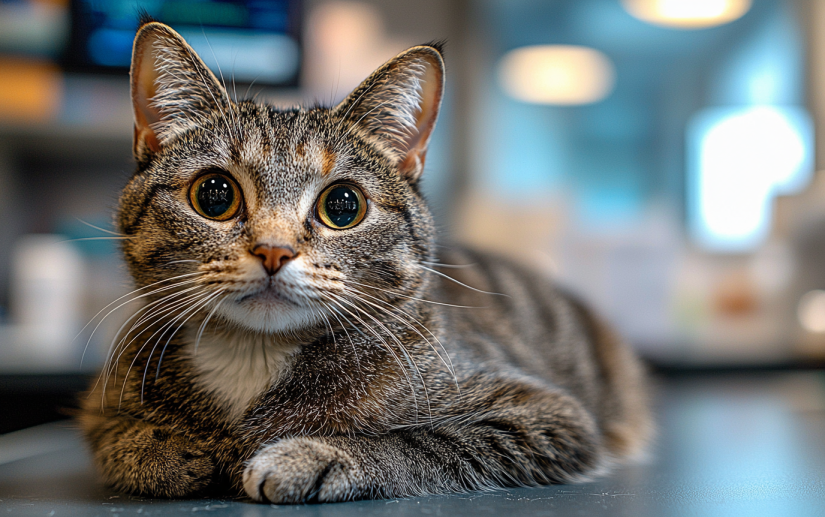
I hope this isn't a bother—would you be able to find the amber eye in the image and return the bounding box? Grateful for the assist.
[316,184,367,229]
[189,172,242,221]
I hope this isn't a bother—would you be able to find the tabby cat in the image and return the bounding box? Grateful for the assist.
[79,20,652,503]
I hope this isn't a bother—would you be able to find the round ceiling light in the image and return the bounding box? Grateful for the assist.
[621,0,751,29]
[498,45,615,105]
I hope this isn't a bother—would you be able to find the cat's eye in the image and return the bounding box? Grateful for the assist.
[316,184,367,229]
[189,172,242,221]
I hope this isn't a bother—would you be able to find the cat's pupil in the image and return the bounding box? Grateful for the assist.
[197,177,235,217]
[325,186,360,227]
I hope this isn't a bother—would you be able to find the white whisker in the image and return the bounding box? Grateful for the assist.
[79,272,205,349]
[323,294,422,423]
[194,293,229,354]
[417,265,507,297]
[62,236,131,242]
[344,285,458,386]
[320,301,362,376]
[327,293,432,427]
[120,288,215,406]
[345,279,482,309]
[152,289,225,386]
[420,260,476,269]
[75,218,126,236]
[102,287,206,404]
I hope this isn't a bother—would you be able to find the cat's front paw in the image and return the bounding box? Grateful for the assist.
[96,425,215,498]
[243,438,364,503]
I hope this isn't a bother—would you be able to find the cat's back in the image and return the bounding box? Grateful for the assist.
[431,246,605,375]
[432,246,652,459]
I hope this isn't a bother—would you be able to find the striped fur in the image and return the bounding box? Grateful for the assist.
[79,22,652,503]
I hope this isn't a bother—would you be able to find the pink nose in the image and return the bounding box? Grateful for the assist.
[252,245,296,276]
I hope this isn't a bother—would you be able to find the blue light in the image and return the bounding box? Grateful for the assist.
[688,106,813,252]
[176,29,299,84]
[87,28,134,67]
[710,6,802,106]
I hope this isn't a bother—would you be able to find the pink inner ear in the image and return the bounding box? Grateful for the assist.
[132,35,164,156]
[135,39,162,129]
[400,58,443,178]
[409,64,440,152]
[130,22,232,158]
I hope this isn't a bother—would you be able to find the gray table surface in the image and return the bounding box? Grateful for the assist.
[2,371,825,516]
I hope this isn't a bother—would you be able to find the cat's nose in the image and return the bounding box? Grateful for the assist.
[252,245,296,276]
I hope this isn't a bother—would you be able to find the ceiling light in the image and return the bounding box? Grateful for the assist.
[622,0,751,29]
[498,45,615,105]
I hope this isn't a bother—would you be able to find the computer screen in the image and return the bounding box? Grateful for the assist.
[63,0,302,87]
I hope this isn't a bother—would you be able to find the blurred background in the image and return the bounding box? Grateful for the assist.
[2,0,825,428]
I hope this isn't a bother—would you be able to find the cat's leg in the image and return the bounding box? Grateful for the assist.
[81,412,215,497]
[242,377,604,503]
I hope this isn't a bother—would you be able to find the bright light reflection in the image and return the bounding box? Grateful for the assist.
[498,46,615,105]
[622,0,751,28]
[689,106,812,251]
[798,290,825,333]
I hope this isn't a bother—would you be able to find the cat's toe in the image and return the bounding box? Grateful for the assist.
[243,438,362,503]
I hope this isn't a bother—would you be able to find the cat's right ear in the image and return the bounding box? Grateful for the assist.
[130,21,230,162]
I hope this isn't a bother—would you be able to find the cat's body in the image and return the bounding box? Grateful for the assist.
[80,21,651,503]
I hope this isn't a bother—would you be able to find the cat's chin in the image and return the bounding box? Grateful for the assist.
[217,293,321,334]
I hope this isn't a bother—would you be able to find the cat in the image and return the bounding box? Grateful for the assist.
[79,19,652,503]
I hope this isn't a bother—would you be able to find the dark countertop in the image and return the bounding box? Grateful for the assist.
[2,371,825,516]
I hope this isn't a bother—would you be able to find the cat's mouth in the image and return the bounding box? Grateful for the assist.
[217,276,321,333]
[238,290,281,303]
[235,279,302,306]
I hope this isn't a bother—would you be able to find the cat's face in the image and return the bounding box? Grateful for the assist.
[120,23,443,334]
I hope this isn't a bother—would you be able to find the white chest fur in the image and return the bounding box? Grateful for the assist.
[187,328,302,420]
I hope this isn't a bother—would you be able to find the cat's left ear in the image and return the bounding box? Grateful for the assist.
[334,44,445,183]
[130,21,230,162]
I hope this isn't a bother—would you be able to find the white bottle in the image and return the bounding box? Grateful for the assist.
[10,234,84,366]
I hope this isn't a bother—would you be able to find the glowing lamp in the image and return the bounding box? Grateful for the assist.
[798,290,825,333]
[622,0,751,29]
[688,106,813,252]
[498,45,615,105]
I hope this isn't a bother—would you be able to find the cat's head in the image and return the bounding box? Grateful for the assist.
[119,22,444,334]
